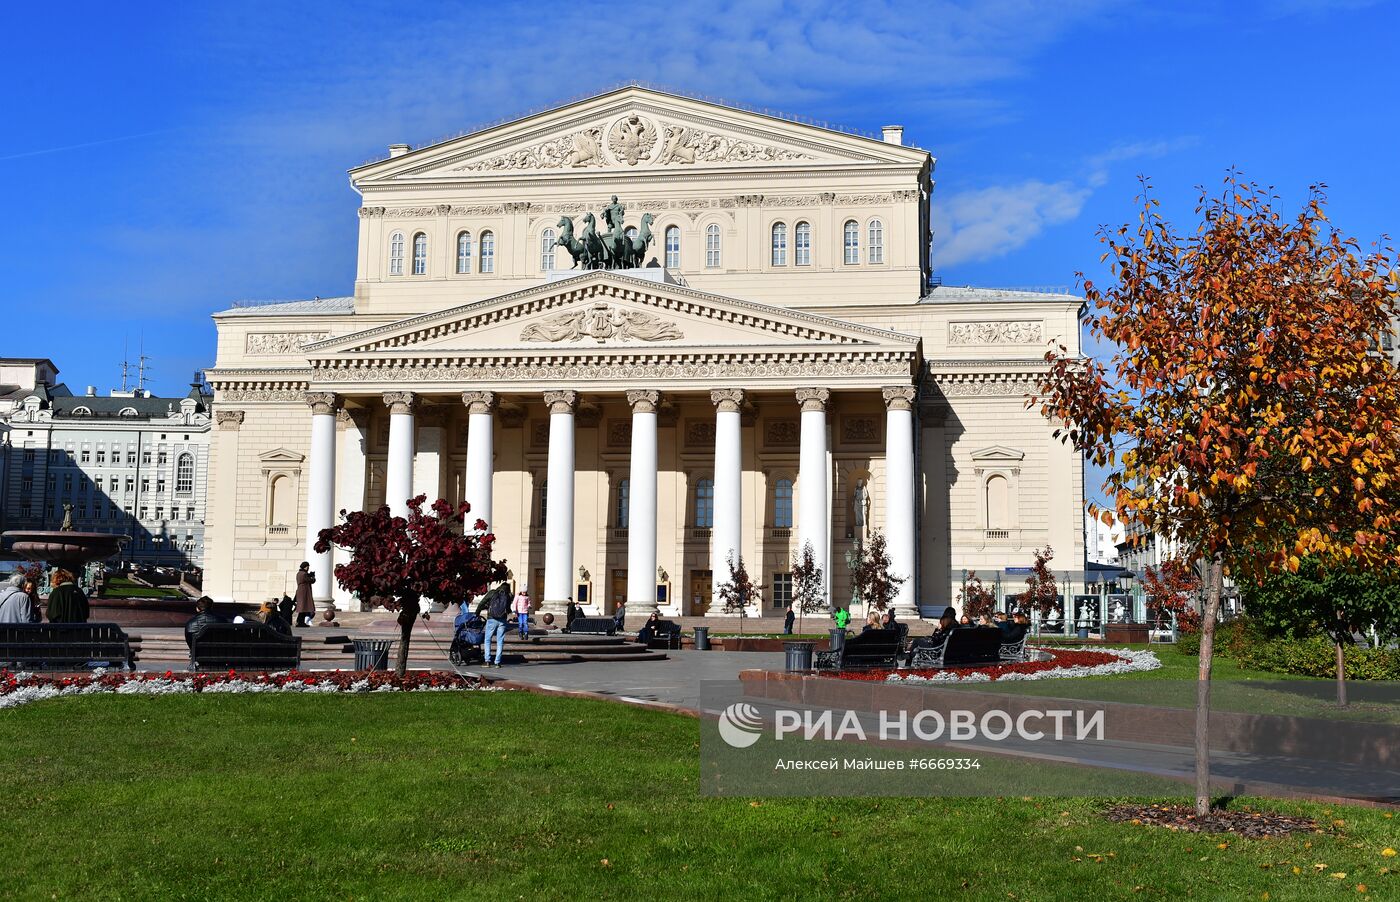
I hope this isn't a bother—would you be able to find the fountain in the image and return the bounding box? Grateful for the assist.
[2,506,223,625]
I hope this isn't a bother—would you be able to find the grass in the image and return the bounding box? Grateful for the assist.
[1,691,1397,900]
[100,576,184,599]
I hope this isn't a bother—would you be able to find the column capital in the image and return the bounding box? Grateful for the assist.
[882,386,917,411]
[543,390,578,414]
[336,407,369,430]
[305,392,340,416]
[383,391,417,415]
[710,388,746,413]
[627,390,660,413]
[461,391,497,415]
[215,410,245,431]
[795,388,830,412]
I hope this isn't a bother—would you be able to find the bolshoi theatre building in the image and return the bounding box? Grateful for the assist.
[202,85,1085,619]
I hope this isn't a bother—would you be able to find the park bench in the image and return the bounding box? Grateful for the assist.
[999,631,1030,662]
[565,617,617,636]
[189,623,302,672]
[909,627,1008,668]
[0,622,137,671]
[813,628,902,672]
[639,619,683,650]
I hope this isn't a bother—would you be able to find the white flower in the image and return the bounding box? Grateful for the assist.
[890,647,1161,683]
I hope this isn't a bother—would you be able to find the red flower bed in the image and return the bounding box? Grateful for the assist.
[831,648,1127,681]
[1,669,484,694]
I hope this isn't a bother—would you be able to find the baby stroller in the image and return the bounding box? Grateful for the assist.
[449,610,486,667]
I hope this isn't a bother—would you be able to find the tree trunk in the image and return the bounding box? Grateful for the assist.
[395,600,419,677]
[1335,634,1348,708]
[1194,558,1224,817]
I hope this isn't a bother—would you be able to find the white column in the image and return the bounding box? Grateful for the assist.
[383,391,416,519]
[710,389,745,607]
[462,391,496,529]
[884,386,918,616]
[303,393,339,604]
[332,407,368,611]
[542,390,577,612]
[796,388,830,606]
[626,390,659,611]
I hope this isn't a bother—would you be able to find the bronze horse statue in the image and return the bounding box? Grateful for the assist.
[555,216,589,269]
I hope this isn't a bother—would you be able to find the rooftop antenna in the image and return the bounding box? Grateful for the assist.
[119,336,131,392]
[137,334,150,393]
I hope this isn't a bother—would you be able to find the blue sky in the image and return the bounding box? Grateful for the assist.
[4,1,1397,503]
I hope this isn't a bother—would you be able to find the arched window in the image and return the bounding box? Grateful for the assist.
[986,475,1010,530]
[843,220,860,265]
[705,224,722,268]
[664,226,681,269]
[480,230,495,273]
[773,478,794,528]
[868,219,884,264]
[456,231,473,274]
[388,231,405,276]
[540,228,556,271]
[795,221,812,266]
[615,478,630,529]
[175,453,195,495]
[695,478,715,528]
[411,232,428,275]
[770,222,788,266]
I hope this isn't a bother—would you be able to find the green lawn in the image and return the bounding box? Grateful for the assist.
[99,576,185,599]
[1,691,1396,900]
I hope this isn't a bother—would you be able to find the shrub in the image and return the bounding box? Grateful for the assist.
[1176,632,1201,655]
[1232,635,1400,681]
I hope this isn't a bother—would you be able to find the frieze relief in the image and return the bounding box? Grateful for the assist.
[685,420,716,447]
[457,127,605,172]
[841,416,882,444]
[608,113,658,165]
[948,321,1044,345]
[218,389,307,403]
[530,421,549,448]
[656,125,814,164]
[245,332,331,355]
[834,193,894,205]
[520,303,684,343]
[607,420,633,448]
[763,418,799,447]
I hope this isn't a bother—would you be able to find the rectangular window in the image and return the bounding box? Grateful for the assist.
[96,450,105,465]
[127,450,136,465]
[125,477,134,492]
[23,449,35,464]
[142,451,151,465]
[21,477,32,493]
[139,507,148,520]
[20,502,30,518]
[157,479,166,493]
[155,506,163,520]
[158,451,167,466]
[142,479,150,492]
[186,506,195,521]
[81,449,90,463]
[772,573,793,609]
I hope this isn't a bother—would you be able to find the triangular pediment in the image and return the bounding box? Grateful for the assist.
[258,448,305,466]
[352,86,929,184]
[306,271,919,359]
[970,445,1025,463]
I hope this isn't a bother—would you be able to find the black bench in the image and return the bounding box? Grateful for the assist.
[638,619,682,650]
[565,617,617,636]
[909,627,1018,668]
[0,622,137,671]
[190,623,302,671]
[814,628,902,671]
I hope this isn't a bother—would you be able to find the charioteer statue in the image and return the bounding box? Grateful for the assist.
[555,195,656,270]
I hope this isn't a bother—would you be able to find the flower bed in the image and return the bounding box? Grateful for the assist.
[1,669,493,711]
[832,647,1161,682]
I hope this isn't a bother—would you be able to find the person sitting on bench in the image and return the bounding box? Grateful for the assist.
[637,611,661,644]
[259,600,292,637]
[184,596,226,647]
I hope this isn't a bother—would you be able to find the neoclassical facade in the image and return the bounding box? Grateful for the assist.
[202,86,1083,617]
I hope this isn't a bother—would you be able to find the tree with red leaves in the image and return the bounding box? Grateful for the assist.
[1143,558,1202,632]
[314,496,507,675]
[957,570,997,620]
[1020,546,1060,617]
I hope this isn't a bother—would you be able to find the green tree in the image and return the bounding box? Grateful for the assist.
[789,541,826,634]
[849,531,906,615]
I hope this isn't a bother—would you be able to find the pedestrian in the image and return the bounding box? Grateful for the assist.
[0,572,39,623]
[293,561,316,628]
[46,569,89,623]
[783,603,795,635]
[513,586,531,639]
[483,582,512,667]
[612,597,627,632]
[833,606,850,631]
[565,598,579,628]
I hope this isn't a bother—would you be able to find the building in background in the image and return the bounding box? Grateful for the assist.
[0,359,213,568]
[1084,508,1125,566]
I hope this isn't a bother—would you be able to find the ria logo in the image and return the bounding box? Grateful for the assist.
[717,702,765,748]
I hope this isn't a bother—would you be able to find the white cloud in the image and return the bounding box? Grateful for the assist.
[933,179,1091,266]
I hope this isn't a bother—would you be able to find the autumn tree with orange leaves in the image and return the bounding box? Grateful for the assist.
[1037,173,1400,815]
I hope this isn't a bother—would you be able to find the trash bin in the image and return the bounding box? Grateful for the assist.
[829,628,847,652]
[352,638,394,671]
[1077,627,1089,640]
[784,641,815,672]
[693,626,710,651]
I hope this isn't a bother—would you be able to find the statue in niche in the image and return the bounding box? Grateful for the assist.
[851,479,872,543]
